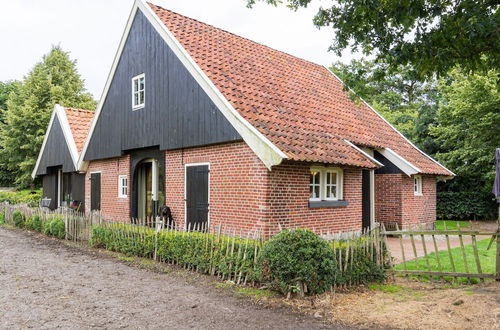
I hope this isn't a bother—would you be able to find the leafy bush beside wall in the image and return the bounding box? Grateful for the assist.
[437,191,497,220]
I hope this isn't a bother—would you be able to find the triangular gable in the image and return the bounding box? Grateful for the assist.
[32,104,79,177]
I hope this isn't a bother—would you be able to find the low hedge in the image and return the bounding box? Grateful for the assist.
[0,210,5,224]
[91,223,262,281]
[12,210,25,228]
[91,225,386,295]
[437,191,497,220]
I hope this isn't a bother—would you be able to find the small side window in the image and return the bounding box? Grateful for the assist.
[118,175,128,198]
[414,175,422,196]
[132,73,145,109]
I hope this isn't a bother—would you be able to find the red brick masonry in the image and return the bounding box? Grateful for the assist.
[375,174,436,229]
[85,141,436,235]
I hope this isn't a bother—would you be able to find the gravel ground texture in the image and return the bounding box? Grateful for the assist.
[0,227,353,330]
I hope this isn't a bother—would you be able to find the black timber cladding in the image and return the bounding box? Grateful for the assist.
[84,10,241,161]
[36,116,76,175]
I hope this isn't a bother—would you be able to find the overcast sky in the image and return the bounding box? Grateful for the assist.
[0,0,358,99]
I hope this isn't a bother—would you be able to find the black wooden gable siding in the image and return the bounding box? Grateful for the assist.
[36,116,75,175]
[84,11,241,161]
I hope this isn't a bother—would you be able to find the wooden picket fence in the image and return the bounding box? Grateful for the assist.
[384,222,500,281]
[0,202,389,289]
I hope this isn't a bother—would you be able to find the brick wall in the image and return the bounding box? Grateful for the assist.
[85,155,130,221]
[375,174,403,228]
[266,163,363,236]
[375,173,436,229]
[401,175,436,228]
[165,142,363,237]
[165,141,270,235]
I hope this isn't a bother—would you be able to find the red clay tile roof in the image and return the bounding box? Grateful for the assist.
[64,108,95,153]
[148,3,453,176]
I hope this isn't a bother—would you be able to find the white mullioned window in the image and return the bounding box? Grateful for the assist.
[132,73,145,109]
[309,167,344,201]
[118,175,128,198]
[309,169,321,200]
[414,175,422,196]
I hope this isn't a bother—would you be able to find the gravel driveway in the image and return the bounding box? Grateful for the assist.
[0,227,347,330]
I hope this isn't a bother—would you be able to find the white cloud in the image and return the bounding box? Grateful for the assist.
[0,0,359,99]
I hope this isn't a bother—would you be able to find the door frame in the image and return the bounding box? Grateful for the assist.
[184,162,210,231]
[57,168,63,208]
[135,158,159,220]
[89,171,102,211]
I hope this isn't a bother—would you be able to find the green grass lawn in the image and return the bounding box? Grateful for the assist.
[435,220,472,231]
[394,238,496,283]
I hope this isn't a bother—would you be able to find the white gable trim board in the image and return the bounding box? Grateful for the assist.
[77,0,287,172]
[31,104,80,179]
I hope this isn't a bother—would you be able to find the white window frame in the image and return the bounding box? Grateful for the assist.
[414,175,423,196]
[131,73,145,110]
[309,166,344,201]
[324,168,343,201]
[309,168,322,201]
[118,175,128,198]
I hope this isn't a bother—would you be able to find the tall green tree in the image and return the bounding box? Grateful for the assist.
[0,46,96,187]
[0,80,20,185]
[432,67,500,190]
[0,80,20,125]
[248,0,499,78]
[330,58,439,154]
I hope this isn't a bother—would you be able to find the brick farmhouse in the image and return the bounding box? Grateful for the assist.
[33,0,454,236]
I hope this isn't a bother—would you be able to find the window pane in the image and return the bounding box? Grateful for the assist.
[139,77,145,90]
[314,185,320,199]
[330,172,337,183]
[134,79,138,92]
[134,93,139,106]
[139,90,144,104]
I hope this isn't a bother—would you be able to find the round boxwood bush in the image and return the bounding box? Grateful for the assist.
[12,210,25,228]
[258,229,337,295]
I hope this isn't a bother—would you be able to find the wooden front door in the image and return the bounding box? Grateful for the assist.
[90,172,101,211]
[362,170,371,230]
[186,165,209,229]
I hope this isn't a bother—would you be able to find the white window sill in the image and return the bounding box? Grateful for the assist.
[132,105,145,111]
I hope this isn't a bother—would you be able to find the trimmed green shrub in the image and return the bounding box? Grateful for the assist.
[91,223,262,281]
[258,229,337,295]
[31,215,43,232]
[12,210,25,228]
[24,216,34,230]
[0,211,5,224]
[43,217,65,239]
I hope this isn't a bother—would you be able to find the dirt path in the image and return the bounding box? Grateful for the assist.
[0,227,348,330]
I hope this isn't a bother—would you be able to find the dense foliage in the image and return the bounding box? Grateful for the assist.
[331,59,439,154]
[0,46,96,187]
[0,80,20,185]
[42,217,65,239]
[437,191,497,220]
[12,210,25,228]
[248,0,499,77]
[258,229,337,294]
[0,189,41,207]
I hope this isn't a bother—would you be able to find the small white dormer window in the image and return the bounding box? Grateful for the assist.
[414,175,422,196]
[132,73,145,109]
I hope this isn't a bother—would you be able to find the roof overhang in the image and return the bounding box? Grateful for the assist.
[77,0,287,172]
[32,104,79,179]
[377,148,420,176]
[344,140,384,168]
